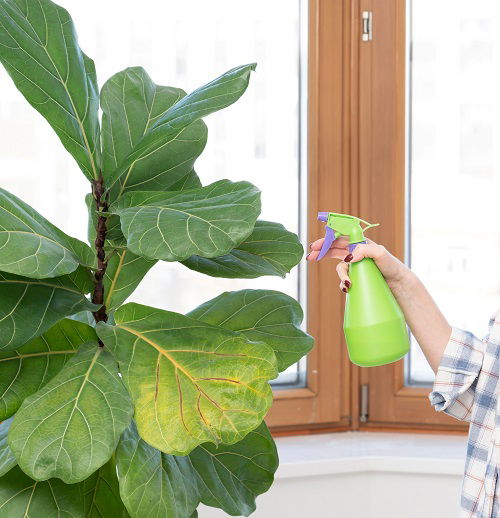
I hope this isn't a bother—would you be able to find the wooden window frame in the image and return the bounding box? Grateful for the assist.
[267,0,353,432]
[268,0,467,434]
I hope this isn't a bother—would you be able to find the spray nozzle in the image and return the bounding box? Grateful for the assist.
[316,212,379,261]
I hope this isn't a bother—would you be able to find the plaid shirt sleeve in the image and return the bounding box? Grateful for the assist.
[429,327,485,422]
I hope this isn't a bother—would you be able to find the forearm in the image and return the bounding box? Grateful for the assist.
[387,263,451,373]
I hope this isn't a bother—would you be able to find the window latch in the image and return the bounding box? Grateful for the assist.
[362,11,373,42]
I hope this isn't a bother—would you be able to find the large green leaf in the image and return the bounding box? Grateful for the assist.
[110,180,261,262]
[167,168,202,192]
[0,268,97,352]
[0,319,97,420]
[0,418,16,477]
[0,466,85,517]
[101,66,206,198]
[116,421,198,518]
[9,342,133,483]
[86,179,202,251]
[0,458,128,517]
[0,0,101,180]
[84,459,130,518]
[103,249,156,311]
[182,220,304,279]
[116,420,277,518]
[96,303,277,455]
[188,289,313,372]
[190,422,278,516]
[105,63,256,201]
[0,188,96,278]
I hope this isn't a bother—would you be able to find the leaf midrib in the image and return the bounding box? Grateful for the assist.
[119,205,255,247]
[117,324,269,406]
[52,348,102,473]
[22,479,37,518]
[0,278,85,296]
[104,249,127,307]
[17,348,102,463]
[0,349,75,363]
[115,81,178,199]
[86,466,103,517]
[116,324,269,441]
[33,5,97,179]
[117,324,225,392]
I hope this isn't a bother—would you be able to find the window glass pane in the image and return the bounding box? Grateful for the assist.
[407,0,498,384]
[0,0,306,386]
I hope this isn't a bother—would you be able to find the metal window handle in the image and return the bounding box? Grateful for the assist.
[360,384,369,423]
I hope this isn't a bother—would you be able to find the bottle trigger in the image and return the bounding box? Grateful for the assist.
[317,225,336,261]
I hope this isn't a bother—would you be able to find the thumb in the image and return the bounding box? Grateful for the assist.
[344,242,385,264]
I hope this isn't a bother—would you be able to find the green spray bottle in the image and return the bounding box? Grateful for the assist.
[316,212,410,366]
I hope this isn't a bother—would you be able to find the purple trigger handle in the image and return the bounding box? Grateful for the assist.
[317,226,336,261]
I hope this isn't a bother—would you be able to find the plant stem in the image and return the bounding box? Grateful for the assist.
[91,172,109,330]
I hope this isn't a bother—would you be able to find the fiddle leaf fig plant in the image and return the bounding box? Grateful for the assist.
[0,0,313,516]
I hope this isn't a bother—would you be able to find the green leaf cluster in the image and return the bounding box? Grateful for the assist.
[0,0,313,516]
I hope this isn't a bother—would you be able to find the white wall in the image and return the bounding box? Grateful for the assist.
[199,432,466,518]
[199,471,461,518]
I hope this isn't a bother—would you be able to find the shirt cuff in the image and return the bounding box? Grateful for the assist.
[428,326,484,422]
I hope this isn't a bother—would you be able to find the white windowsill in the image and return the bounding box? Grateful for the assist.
[273,431,467,479]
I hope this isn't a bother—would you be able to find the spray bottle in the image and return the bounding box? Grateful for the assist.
[316,212,410,367]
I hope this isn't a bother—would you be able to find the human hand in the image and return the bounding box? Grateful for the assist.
[307,237,408,293]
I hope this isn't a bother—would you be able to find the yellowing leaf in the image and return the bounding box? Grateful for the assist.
[97,303,277,455]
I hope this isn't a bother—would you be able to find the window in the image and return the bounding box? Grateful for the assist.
[0,0,305,388]
[407,0,500,386]
[3,0,468,434]
[2,0,348,431]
